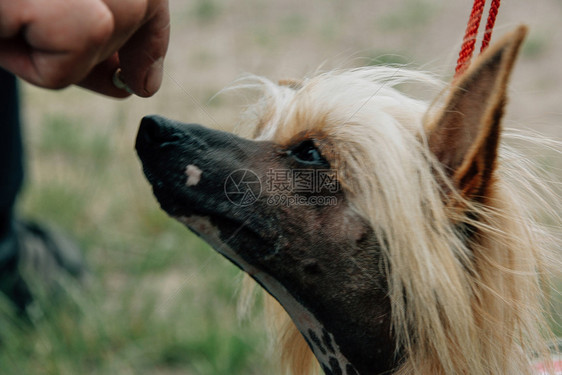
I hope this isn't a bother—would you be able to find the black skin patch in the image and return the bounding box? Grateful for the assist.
[346,364,359,375]
[322,328,336,354]
[329,356,343,375]
[322,364,334,375]
[308,329,327,355]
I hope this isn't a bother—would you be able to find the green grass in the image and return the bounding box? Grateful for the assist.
[191,0,222,24]
[522,32,549,59]
[280,13,307,36]
[0,112,272,375]
[376,0,438,31]
[365,51,411,66]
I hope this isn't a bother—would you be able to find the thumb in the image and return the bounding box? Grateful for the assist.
[117,1,170,97]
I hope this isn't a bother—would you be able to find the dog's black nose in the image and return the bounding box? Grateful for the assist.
[137,115,184,149]
[139,115,164,145]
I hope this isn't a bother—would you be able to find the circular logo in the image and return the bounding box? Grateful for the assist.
[224,169,262,206]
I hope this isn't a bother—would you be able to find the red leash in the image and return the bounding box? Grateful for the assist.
[454,0,501,78]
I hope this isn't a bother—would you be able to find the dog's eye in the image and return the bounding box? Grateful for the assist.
[288,140,329,166]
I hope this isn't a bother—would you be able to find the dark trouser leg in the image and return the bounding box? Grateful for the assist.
[0,68,23,237]
[0,68,29,311]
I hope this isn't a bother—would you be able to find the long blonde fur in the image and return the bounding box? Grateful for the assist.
[235,67,560,374]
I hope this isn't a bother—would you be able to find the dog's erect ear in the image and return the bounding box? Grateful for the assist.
[426,26,527,200]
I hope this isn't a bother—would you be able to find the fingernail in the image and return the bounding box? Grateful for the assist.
[112,68,134,94]
[145,58,164,96]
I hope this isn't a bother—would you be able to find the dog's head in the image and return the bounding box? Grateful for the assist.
[135,111,389,372]
[136,27,528,374]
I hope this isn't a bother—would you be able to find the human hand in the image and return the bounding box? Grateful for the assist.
[0,0,170,98]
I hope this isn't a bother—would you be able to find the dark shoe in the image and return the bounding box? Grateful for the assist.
[0,220,86,315]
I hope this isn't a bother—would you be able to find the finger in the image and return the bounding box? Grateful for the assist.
[0,0,115,89]
[0,1,26,38]
[90,0,148,61]
[117,0,170,97]
[0,37,36,80]
[0,37,97,90]
[77,53,131,98]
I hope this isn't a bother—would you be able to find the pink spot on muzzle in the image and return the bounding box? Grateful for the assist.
[185,164,202,186]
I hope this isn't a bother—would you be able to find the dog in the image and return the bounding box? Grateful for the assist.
[136,26,560,374]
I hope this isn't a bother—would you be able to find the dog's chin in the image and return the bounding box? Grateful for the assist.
[153,190,201,219]
[149,185,276,263]
[171,212,275,270]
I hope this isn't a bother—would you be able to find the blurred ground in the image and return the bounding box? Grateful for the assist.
[3,1,560,374]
